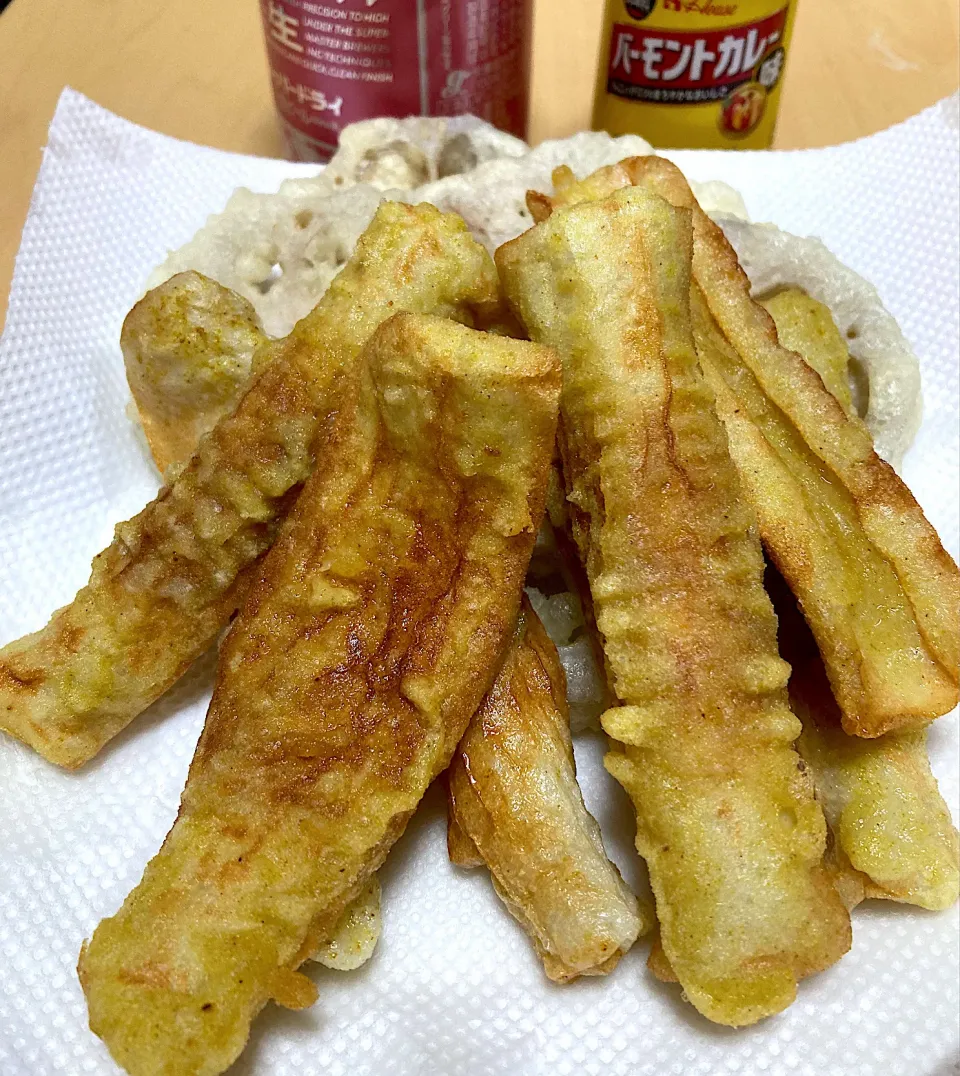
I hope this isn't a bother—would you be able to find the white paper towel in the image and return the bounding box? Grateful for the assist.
[0,88,957,1076]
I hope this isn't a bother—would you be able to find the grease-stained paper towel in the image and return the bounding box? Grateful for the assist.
[0,88,957,1076]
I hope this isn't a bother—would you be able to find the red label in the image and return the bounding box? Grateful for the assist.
[606,7,787,105]
[260,0,531,161]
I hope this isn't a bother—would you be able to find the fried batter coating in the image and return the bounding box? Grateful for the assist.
[536,157,959,738]
[448,596,648,983]
[769,567,960,911]
[78,312,560,1076]
[122,252,622,981]
[0,203,500,768]
[691,284,958,737]
[497,188,850,1027]
[760,289,854,415]
[121,271,271,474]
[757,301,959,911]
[123,278,387,970]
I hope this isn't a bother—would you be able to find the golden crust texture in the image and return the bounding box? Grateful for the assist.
[758,295,959,913]
[539,156,959,738]
[78,312,560,1076]
[497,188,851,1027]
[448,596,649,983]
[121,250,631,982]
[770,568,960,912]
[121,270,271,474]
[0,203,500,768]
[123,273,388,971]
[759,289,855,415]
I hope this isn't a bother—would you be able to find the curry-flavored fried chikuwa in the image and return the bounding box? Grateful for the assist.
[0,204,501,768]
[123,242,645,991]
[448,596,649,982]
[532,156,959,740]
[79,313,560,1076]
[498,187,852,1027]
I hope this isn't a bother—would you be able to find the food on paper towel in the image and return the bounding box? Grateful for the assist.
[126,254,634,988]
[690,270,958,739]
[0,109,954,1063]
[0,203,500,768]
[78,312,560,1076]
[497,186,851,1027]
[147,115,749,339]
[123,287,389,970]
[448,596,649,983]
[532,155,960,739]
[750,300,957,911]
[128,223,639,987]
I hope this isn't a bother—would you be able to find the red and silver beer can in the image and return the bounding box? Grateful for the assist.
[260,0,533,161]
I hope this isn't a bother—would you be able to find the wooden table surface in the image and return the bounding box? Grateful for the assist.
[1,0,957,329]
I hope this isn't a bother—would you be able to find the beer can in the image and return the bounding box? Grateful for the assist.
[260,0,533,162]
[592,0,798,149]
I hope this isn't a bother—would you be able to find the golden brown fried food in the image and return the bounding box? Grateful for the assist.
[760,288,854,415]
[758,299,959,911]
[537,156,959,738]
[0,203,500,768]
[124,275,387,971]
[121,271,271,474]
[448,596,648,983]
[769,568,960,911]
[691,284,958,738]
[497,187,851,1027]
[78,312,560,1076]
[124,264,618,981]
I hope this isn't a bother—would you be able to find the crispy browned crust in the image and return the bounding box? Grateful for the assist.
[646,935,679,983]
[497,187,851,1027]
[448,596,648,983]
[0,203,501,768]
[536,156,959,737]
[525,189,553,225]
[77,312,560,1076]
[124,274,392,971]
[751,296,959,912]
[123,236,637,981]
[446,805,485,867]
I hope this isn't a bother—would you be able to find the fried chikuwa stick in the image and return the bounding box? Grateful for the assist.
[448,595,649,982]
[497,187,851,1027]
[126,258,644,984]
[771,567,960,911]
[123,270,390,971]
[127,248,648,983]
[0,203,500,767]
[754,295,959,911]
[531,157,959,738]
[78,312,560,1076]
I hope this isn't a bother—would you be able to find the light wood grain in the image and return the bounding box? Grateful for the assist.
[1,0,957,328]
